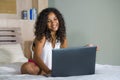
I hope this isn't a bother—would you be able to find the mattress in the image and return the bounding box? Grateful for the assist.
[0,63,120,80]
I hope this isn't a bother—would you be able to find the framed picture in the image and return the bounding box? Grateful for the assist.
[0,0,16,14]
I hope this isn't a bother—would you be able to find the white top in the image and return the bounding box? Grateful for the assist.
[41,40,60,70]
[31,40,60,70]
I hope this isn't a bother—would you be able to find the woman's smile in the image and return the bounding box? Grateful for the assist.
[47,12,59,32]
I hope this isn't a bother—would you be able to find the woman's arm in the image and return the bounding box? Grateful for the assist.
[60,37,68,48]
[33,37,51,74]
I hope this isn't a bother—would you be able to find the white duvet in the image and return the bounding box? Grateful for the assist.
[0,63,120,80]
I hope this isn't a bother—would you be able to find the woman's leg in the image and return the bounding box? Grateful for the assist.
[21,62,40,75]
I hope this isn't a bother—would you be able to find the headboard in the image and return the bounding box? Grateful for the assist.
[0,27,22,45]
[0,27,34,58]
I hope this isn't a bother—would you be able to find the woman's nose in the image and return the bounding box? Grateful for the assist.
[51,20,56,25]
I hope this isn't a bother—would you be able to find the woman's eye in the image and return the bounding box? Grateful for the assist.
[47,20,51,22]
[54,18,58,20]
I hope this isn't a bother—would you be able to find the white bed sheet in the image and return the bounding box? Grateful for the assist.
[0,63,120,80]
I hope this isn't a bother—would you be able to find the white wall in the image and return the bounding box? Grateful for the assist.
[49,0,120,65]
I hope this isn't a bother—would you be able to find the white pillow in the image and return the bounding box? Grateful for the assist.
[0,62,23,75]
[0,44,27,64]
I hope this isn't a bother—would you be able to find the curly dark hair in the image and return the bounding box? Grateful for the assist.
[34,8,66,44]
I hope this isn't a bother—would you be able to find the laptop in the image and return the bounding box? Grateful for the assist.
[51,46,97,77]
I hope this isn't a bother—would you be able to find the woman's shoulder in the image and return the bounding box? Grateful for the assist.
[34,36,46,45]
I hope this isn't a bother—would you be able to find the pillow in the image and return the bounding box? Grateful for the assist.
[0,62,23,75]
[0,44,27,64]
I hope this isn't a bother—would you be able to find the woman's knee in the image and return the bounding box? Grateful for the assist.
[21,62,28,74]
[21,62,40,75]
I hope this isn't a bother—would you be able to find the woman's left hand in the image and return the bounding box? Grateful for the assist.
[85,44,99,51]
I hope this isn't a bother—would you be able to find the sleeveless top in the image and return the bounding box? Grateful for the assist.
[41,40,60,70]
[31,40,60,70]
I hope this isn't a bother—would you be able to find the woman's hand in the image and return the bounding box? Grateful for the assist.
[85,44,99,51]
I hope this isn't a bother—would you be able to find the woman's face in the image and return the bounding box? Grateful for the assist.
[47,12,59,32]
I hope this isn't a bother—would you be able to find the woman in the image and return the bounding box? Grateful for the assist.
[21,7,67,75]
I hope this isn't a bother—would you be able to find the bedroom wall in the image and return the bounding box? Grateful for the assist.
[0,0,32,19]
[0,0,48,19]
[48,0,120,66]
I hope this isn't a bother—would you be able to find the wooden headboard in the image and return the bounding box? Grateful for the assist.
[0,27,22,45]
[0,27,34,58]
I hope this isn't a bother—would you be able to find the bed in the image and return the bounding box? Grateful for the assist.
[0,27,120,80]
